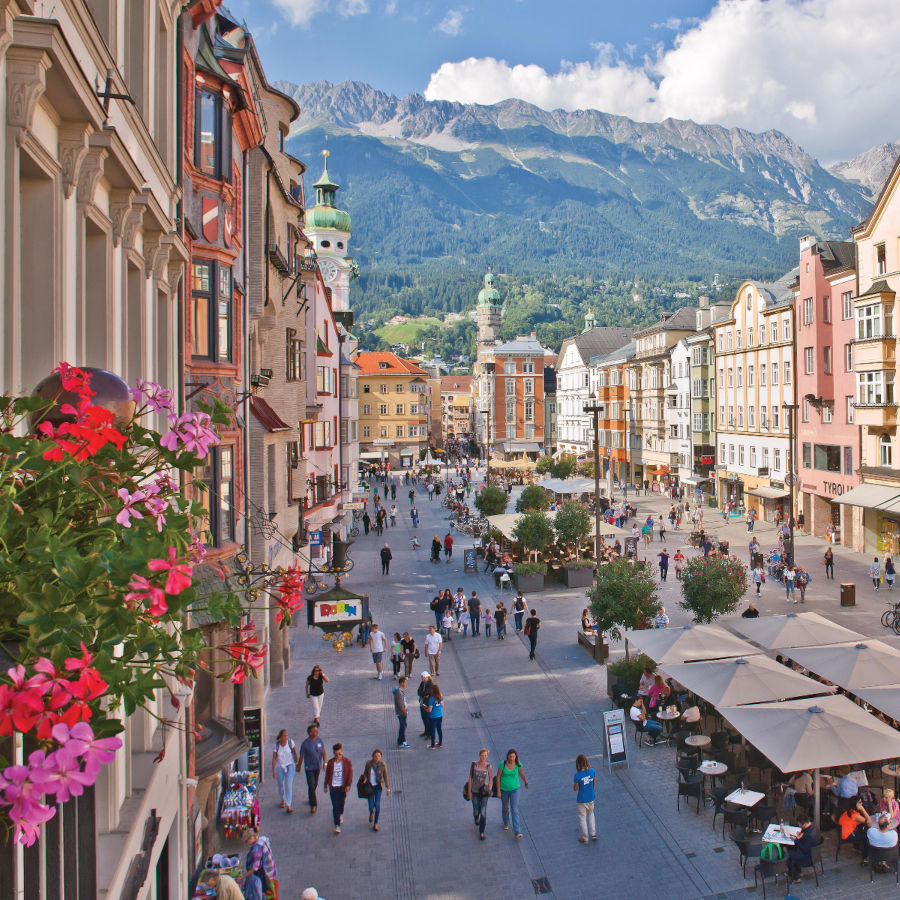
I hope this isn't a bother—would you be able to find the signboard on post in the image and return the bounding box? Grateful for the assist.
[343,501,365,511]
[624,536,638,558]
[310,530,323,546]
[463,548,477,572]
[242,707,262,779]
[603,709,628,771]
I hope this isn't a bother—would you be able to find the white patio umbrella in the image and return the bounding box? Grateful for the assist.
[485,513,522,541]
[853,685,900,723]
[730,611,864,650]
[659,655,834,707]
[788,639,900,691]
[597,521,630,537]
[719,694,900,825]
[622,623,759,664]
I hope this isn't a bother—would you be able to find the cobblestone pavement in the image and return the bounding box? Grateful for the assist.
[260,472,897,900]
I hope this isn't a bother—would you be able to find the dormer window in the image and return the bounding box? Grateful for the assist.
[379,361,389,369]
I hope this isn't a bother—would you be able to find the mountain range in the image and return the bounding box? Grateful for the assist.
[278,80,894,321]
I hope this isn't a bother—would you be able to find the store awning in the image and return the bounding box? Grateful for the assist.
[498,440,542,453]
[537,477,597,495]
[746,486,790,500]
[833,482,900,511]
[400,448,415,456]
[359,451,384,460]
[680,475,713,486]
[486,513,522,540]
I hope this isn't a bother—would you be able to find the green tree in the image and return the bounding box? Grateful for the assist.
[680,555,748,623]
[516,484,550,513]
[551,453,577,480]
[512,510,554,560]
[554,501,592,559]
[474,485,508,517]
[535,456,553,475]
[589,558,660,643]
[576,458,595,479]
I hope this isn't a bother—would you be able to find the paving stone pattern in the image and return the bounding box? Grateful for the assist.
[260,473,896,900]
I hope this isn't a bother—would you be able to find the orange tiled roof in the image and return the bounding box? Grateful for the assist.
[440,374,472,391]
[354,352,427,376]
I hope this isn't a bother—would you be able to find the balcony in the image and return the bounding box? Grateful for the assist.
[267,243,290,275]
[853,335,897,370]
[854,403,899,428]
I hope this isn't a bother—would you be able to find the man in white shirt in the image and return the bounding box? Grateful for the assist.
[865,815,898,865]
[424,625,443,676]
[369,623,388,680]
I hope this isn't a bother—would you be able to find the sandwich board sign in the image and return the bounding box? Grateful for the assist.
[603,709,628,771]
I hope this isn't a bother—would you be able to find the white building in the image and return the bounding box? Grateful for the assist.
[666,339,693,487]
[556,315,633,456]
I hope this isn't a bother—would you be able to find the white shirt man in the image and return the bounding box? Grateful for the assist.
[424,626,443,676]
[867,816,899,849]
[369,625,388,680]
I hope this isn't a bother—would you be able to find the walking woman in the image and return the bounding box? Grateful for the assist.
[824,547,834,580]
[362,749,390,831]
[430,535,442,563]
[305,665,329,727]
[513,592,526,633]
[401,632,417,678]
[573,754,597,843]
[272,729,299,814]
[871,557,882,591]
[497,748,529,837]
[426,685,444,749]
[467,748,493,840]
[886,555,896,590]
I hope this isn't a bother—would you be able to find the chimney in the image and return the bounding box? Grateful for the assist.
[699,295,709,308]
[799,234,817,254]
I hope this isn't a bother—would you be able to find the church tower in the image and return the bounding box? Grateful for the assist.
[305,150,354,328]
[582,307,597,332]
[476,270,503,362]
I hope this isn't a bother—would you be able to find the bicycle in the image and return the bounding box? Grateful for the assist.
[881,601,900,632]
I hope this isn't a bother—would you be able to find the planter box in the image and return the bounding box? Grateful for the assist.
[561,566,594,588]
[515,573,546,592]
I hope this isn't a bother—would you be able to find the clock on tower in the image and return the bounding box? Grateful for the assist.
[319,258,338,283]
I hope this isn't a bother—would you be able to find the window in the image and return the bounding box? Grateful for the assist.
[379,383,387,394]
[802,442,812,469]
[191,261,232,361]
[842,291,853,320]
[717,333,724,352]
[823,404,833,423]
[505,380,515,396]
[857,304,884,340]
[772,363,778,385]
[747,329,754,348]
[748,365,754,387]
[803,297,814,325]
[729,444,735,464]
[784,361,791,384]
[845,343,854,372]
[814,444,841,472]
[760,364,767,386]
[396,383,404,393]
[773,448,781,471]
[719,404,725,424]
[844,446,853,476]
[750,446,757,467]
[194,446,235,547]
[524,400,534,421]
[770,322,779,343]
[762,448,769,470]
[523,361,535,374]
[881,434,893,467]
[504,362,515,374]
[737,366,743,388]
[363,426,370,438]
[395,404,404,415]
[739,445,745,465]
[760,406,768,428]
[727,367,733,387]
[316,366,332,393]
[746,291,753,311]
[719,443,726,464]
[773,405,780,429]
[783,317,792,341]
[363,404,370,415]
[802,398,810,422]
[524,378,534,395]
[736,330,742,349]
[748,406,755,428]
[726,332,733,350]
[804,347,814,374]
[759,324,766,345]
[846,396,854,424]
[363,383,370,394]
[379,426,387,438]
[858,371,895,405]
[194,90,232,180]
[824,346,832,375]
[286,328,302,381]
[395,425,404,437]
[823,295,831,323]
[379,404,387,415]
[506,399,515,422]
[738,408,744,428]
[314,421,332,447]
[877,243,887,276]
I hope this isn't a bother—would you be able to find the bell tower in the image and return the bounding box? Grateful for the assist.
[476,270,503,362]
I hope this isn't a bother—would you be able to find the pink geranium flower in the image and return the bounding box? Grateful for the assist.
[125,575,169,619]
[53,722,122,769]
[148,547,193,595]
[115,488,146,528]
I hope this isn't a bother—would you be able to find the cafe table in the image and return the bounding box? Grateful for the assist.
[698,760,728,803]
[657,709,680,735]
[685,735,711,750]
[725,788,765,808]
[761,823,801,846]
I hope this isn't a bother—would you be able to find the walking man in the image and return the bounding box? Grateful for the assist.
[444,532,454,562]
[468,591,482,637]
[424,624,443,676]
[299,724,326,814]
[380,543,392,575]
[657,548,669,581]
[417,673,434,740]
[393,677,409,748]
[410,505,419,528]
[524,609,541,660]
[369,623,388,680]
[323,744,352,834]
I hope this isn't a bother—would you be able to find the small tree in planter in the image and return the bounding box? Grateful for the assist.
[516,484,550,513]
[535,455,553,475]
[475,484,508,517]
[512,510,554,591]
[680,554,748,623]
[589,558,660,653]
[554,501,594,587]
[551,453,577,480]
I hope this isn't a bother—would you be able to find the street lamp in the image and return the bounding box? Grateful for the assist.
[782,402,798,564]
[584,402,603,560]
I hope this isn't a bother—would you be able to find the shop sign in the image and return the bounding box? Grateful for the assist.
[310,530,323,546]
[313,598,363,625]
[822,482,846,496]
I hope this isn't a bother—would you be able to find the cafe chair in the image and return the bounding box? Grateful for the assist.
[749,802,777,832]
[795,836,825,887]
[869,843,900,883]
[677,777,704,815]
[711,786,734,831]
[730,833,762,878]
[835,830,864,861]
[710,731,729,751]
[721,805,750,841]
[499,573,512,590]
[753,856,789,899]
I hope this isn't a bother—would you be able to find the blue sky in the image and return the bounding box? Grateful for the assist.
[226,0,900,162]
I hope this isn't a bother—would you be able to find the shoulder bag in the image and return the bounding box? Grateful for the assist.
[357,772,375,799]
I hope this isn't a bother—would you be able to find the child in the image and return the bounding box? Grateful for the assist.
[410,536,420,550]
[441,610,454,641]
[459,608,471,636]
[482,607,494,638]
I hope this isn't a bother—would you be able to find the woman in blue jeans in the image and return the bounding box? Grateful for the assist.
[498,748,529,837]
[272,729,299,813]
[467,748,493,840]
[362,750,390,831]
[630,697,663,744]
[427,686,444,748]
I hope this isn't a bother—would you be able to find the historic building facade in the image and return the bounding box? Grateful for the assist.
[592,342,636,483]
[441,374,474,442]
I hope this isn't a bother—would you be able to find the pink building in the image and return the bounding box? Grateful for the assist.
[794,235,862,547]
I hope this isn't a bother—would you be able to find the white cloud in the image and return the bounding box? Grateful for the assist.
[271,0,368,27]
[424,0,900,161]
[436,9,464,36]
[384,0,398,13]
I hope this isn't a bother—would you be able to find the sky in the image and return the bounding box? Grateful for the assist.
[228,0,900,163]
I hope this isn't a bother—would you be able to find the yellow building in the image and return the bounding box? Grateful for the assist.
[355,352,430,468]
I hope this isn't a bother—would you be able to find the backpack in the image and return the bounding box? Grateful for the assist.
[760,842,784,862]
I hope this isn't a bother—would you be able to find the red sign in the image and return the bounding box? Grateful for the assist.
[700,456,714,466]
[201,197,218,242]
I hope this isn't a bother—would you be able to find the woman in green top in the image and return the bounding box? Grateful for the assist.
[498,748,529,837]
